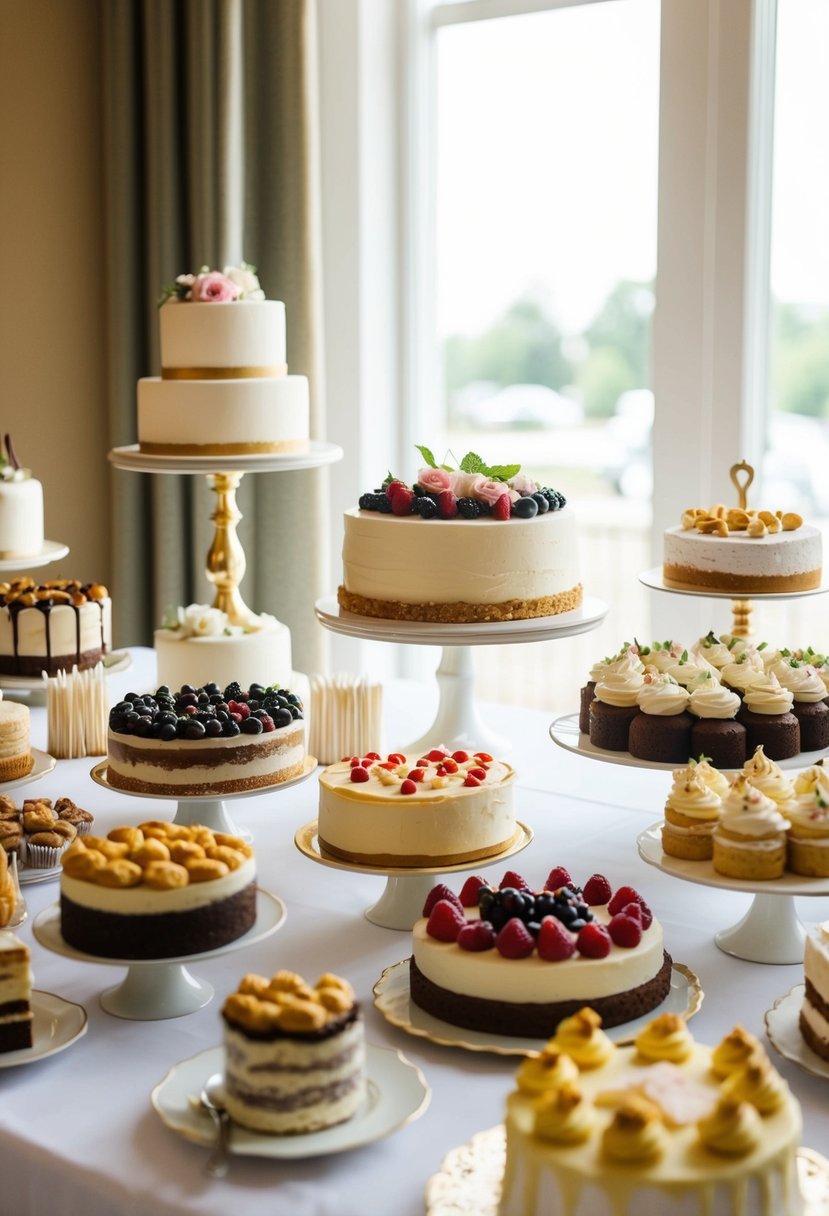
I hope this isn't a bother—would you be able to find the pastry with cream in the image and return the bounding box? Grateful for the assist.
[801,920,829,1062]
[774,660,829,752]
[589,665,644,752]
[688,677,746,768]
[736,674,800,761]
[0,702,32,783]
[662,763,722,860]
[712,776,791,880]
[786,765,829,877]
[628,674,693,764]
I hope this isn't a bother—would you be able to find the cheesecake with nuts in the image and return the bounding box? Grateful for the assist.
[0,578,111,676]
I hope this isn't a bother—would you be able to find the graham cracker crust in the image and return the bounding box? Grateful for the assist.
[663,563,821,593]
[336,584,583,624]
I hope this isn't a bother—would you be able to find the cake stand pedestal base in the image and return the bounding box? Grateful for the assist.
[404,647,509,755]
[715,893,806,965]
[101,963,213,1020]
[171,797,245,838]
[365,875,438,931]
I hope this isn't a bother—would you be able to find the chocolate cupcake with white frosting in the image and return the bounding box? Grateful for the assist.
[736,673,800,761]
[628,674,693,763]
[588,665,644,752]
[773,660,829,752]
[688,679,746,768]
[579,647,643,734]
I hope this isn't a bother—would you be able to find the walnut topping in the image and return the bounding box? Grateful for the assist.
[60,822,251,888]
[223,970,357,1033]
[680,504,804,538]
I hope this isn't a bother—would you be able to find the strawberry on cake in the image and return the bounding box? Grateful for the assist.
[410,866,672,1038]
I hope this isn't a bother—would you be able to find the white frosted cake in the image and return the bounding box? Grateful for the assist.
[154,604,292,693]
[338,452,580,624]
[663,507,821,593]
[0,450,43,559]
[0,580,111,677]
[137,264,309,456]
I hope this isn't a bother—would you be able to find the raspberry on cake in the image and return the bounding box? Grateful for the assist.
[409,867,672,1037]
[498,1014,803,1216]
[0,579,111,677]
[338,447,581,624]
[106,681,305,796]
[59,822,256,959]
[317,747,516,866]
[221,969,366,1133]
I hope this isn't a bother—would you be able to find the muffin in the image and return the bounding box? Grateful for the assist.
[712,775,791,880]
[629,675,693,763]
[787,765,829,876]
[736,675,800,761]
[55,798,94,836]
[688,680,746,768]
[25,820,76,868]
[662,762,722,859]
[589,666,644,752]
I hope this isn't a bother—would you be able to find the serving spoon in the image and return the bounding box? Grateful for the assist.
[199,1074,231,1177]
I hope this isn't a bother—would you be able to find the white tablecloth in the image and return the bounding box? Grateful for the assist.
[2,649,828,1215]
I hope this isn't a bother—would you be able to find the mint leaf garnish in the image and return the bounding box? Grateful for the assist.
[459,451,486,474]
[415,444,437,469]
[486,463,521,482]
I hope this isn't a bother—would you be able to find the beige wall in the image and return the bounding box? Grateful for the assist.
[0,1,111,595]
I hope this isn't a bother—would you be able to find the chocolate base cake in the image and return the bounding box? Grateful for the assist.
[408,951,673,1039]
[578,682,596,734]
[736,707,800,761]
[588,701,638,751]
[628,711,694,763]
[792,700,829,752]
[689,717,747,768]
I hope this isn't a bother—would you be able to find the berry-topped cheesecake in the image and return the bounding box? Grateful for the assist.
[337,446,581,623]
[317,746,516,866]
[410,866,672,1038]
[106,681,305,796]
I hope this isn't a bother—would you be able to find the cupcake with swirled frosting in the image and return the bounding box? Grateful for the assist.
[736,673,800,762]
[589,663,645,752]
[712,775,791,880]
[719,652,767,696]
[628,674,694,764]
[786,767,829,877]
[774,661,829,752]
[692,630,735,671]
[579,647,643,734]
[688,680,746,769]
[741,745,796,806]
[665,651,721,690]
[662,764,723,860]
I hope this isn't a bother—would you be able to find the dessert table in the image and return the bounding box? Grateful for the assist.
[3,648,828,1216]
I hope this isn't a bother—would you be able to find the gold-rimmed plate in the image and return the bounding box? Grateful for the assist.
[373,958,702,1057]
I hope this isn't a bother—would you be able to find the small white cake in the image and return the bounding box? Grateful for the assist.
[0,467,43,559]
[154,604,292,693]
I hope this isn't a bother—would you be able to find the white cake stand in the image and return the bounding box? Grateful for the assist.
[314,596,608,754]
[0,540,69,572]
[33,888,286,1020]
[294,819,533,930]
[637,821,829,964]
[89,755,318,839]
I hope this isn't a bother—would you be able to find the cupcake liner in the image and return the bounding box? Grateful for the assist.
[23,841,65,869]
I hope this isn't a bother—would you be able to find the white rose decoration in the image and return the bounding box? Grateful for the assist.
[181,604,229,638]
[223,264,265,300]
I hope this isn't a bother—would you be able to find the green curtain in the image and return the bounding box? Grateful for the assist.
[101,0,327,674]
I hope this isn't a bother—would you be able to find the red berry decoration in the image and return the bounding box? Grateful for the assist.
[437,489,458,519]
[388,753,406,765]
[582,874,613,906]
[427,748,449,761]
[259,714,275,733]
[545,866,573,892]
[441,758,459,774]
[385,479,407,501]
[608,913,643,949]
[492,493,511,521]
[576,923,612,959]
[452,750,470,763]
[500,870,530,893]
[378,761,397,771]
[474,752,494,762]
[457,921,497,952]
[458,875,489,906]
[463,775,481,788]
[391,486,415,516]
[607,886,653,928]
[496,918,536,959]
[619,901,643,923]
[349,766,370,783]
[422,884,464,917]
[426,899,466,942]
[537,916,577,962]
[407,768,426,782]
[364,751,381,761]
[400,779,417,795]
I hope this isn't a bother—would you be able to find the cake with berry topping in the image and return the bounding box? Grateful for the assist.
[137,264,309,456]
[59,821,256,958]
[338,447,581,624]
[410,867,672,1037]
[317,747,516,866]
[0,437,43,560]
[106,681,305,796]
[222,968,366,1133]
[0,578,111,677]
[497,1013,803,1216]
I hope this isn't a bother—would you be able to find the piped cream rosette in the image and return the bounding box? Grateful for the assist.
[740,673,794,716]
[712,775,791,880]
[592,665,644,708]
[741,745,796,805]
[588,647,644,685]
[636,673,690,716]
[688,681,741,721]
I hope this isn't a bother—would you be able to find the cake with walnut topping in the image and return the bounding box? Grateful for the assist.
[338,448,581,623]
[59,821,257,959]
[0,578,111,677]
[221,969,366,1133]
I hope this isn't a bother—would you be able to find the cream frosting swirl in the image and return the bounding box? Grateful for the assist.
[711,1026,765,1079]
[602,1097,667,1163]
[720,1056,788,1114]
[688,757,730,799]
[741,746,796,804]
[533,1082,596,1144]
[588,647,644,684]
[719,657,766,693]
[693,632,733,669]
[719,776,791,836]
[794,763,829,798]
[554,1008,614,1069]
[639,642,683,674]
[777,663,827,703]
[636,674,691,716]
[688,683,741,720]
[697,1097,763,1156]
[635,1013,693,1063]
[593,667,645,708]
[665,770,721,821]
[517,1046,579,1095]
[741,673,794,716]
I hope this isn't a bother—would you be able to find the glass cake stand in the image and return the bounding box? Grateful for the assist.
[89,755,318,839]
[33,888,286,1020]
[637,821,829,964]
[294,818,533,930]
[314,596,608,754]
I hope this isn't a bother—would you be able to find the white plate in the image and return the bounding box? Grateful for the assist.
[639,566,829,602]
[550,712,828,772]
[151,1041,430,1158]
[19,861,62,886]
[89,753,318,804]
[315,595,608,647]
[0,540,70,573]
[0,650,132,693]
[108,441,343,476]
[766,984,829,1081]
[373,958,702,1057]
[0,989,87,1068]
[638,821,829,896]
[33,887,286,967]
[0,747,56,790]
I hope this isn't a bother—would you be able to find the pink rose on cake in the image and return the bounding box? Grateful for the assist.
[449,471,486,498]
[190,271,241,303]
[475,478,511,506]
[418,467,453,494]
[510,471,538,496]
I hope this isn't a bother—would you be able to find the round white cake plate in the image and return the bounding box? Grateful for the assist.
[638,821,829,964]
[294,819,534,931]
[549,711,828,772]
[765,984,829,1081]
[0,747,56,792]
[639,566,829,602]
[152,1041,430,1160]
[0,990,88,1069]
[89,755,318,840]
[424,1126,829,1216]
[32,888,286,1020]
[108,441,344,476]
[373,958,702,1057]
[0,650,133,699]
[0,540,70,573]
[315,596,608,754]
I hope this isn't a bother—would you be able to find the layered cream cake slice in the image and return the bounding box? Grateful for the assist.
[801,920,829,1062]
[0,930,33,1052]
